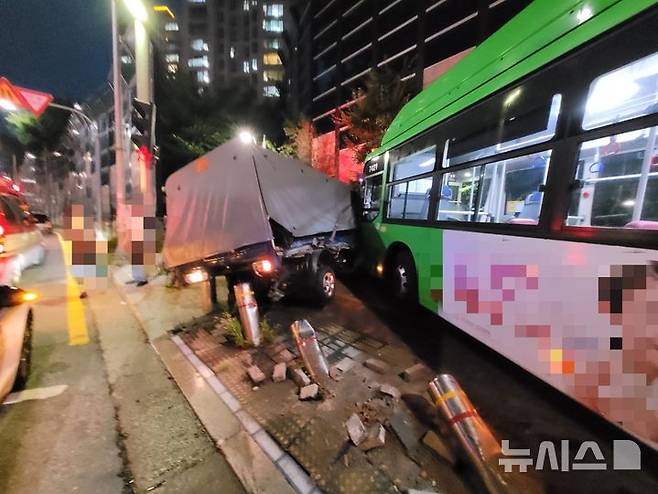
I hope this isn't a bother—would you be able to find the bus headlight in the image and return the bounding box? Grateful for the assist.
[252,259,274,277]
[184,268,207,285]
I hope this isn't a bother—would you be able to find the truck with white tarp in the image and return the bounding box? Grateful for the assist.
[162,137,356,304]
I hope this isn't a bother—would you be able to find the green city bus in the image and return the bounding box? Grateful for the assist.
[360,0,658,448]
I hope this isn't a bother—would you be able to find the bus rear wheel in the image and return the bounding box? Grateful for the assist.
[389,251,418,303]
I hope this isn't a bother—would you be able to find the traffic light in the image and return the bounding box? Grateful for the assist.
[130,98,156,152]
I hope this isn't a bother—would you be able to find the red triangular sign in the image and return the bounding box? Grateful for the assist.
[15,86,53,117]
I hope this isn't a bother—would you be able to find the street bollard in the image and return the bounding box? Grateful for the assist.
[290,320,328,383]
[428,374,541,494]
[234,282,261,347]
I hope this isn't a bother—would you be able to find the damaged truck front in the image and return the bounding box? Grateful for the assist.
[162,137,356,305]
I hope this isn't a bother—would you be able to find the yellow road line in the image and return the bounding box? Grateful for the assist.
[56,233,89,346]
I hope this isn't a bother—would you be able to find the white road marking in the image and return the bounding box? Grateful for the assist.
[2,384,68,405]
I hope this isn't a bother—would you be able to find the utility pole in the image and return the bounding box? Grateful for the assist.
[111,0,127,251]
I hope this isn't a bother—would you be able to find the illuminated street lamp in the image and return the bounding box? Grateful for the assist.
[122,0,148,23]
[239,130,256,144]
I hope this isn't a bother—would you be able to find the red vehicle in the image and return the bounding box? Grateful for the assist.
[0,177,45,285]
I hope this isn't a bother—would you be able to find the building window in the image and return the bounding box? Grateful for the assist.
[243,0,249,11]
[263,85,280,97]
[262,19,283,32]
[263,4,283,18]
[263,39,280,50]
[189,0,206,3]
[243,61,250,73]
[251,58,258,71]
[230,46,236,59]
[190,39,209,51]
[165,22,179,32]
[263,52,282,65]
[263,70,283,82]
[165,54,179,63]
[196,70,210,84]
[167,64,178,74]
[188,56,209,68]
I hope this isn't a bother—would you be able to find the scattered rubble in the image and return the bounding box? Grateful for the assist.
[390,405,427,455]
[247,365,266,385]
[290,368,311,387]
[377,383,401,400]
[401,363,431,382]
[329,365,344,381]
[346,414,366,446]
[274,348,295,363]
[272,362,287,382]
[364,358,390,374]
[359,424,386,451]
[407,490,440,494]
[422,430,456,465]
[299,383,319,400]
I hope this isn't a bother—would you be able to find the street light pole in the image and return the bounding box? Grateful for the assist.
[111,0,127,252]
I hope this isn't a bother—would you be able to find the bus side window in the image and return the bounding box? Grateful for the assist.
[582,52,658,130]
[477,150,551,225]
[567,127,658,229]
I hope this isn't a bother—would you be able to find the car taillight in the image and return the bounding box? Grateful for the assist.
[252,259,274,277]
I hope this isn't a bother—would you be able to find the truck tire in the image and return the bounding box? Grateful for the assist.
[312,264,336,305]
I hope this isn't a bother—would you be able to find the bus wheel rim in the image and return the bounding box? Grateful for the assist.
[396,265,408,295]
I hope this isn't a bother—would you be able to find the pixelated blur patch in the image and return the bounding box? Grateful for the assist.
[195,156,209,173]
[610,337,623,350]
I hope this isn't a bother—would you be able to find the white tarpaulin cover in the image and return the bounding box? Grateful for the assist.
[163,137,355,268]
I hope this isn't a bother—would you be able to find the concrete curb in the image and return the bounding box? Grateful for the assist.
[171,335,321,494]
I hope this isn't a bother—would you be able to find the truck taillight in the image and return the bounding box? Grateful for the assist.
[252,259,274,277]
[0,224,4,237]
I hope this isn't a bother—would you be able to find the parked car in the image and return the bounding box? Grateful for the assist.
[0,177,45,285]
[0,285,35,401]
[30,212,53,235]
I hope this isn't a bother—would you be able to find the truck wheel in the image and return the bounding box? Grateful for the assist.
[312,264,336,305]
[389,251,418,303]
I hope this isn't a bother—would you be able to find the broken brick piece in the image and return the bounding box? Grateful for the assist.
[345,413,366,446]
[238,352,254,367]
[329,365,344,382]
[247,365,266,385]
[364,358,390,374]
[359,424,386,451]
[290,368,311,387]
[377,383,401,400]
[422,430,457,465]
[274,349,295,363]
[299,383,319,400]
[272,362,287,382]
[401,363,431,382]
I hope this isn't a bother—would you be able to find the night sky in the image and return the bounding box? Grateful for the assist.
[0,0,180,102]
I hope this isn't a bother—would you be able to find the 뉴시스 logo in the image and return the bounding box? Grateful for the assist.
[499,439,641,472]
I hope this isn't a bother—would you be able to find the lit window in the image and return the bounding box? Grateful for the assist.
[263,52,282,65]
[165,22,179,32]
[243,61,250,73]
[188,56,209,68]
[263,39,280,50]
[191,39,209,51]
[262,19,283,32]
[263,4,283,17]
[583,52,658,130]
[189,0,206,3]
[263,85,280,97]
[566,127,658,228]
[251,58,258,71]
[243,0,249,10]
[165,54,179,63]
[230,46,236,59]
[196,70,210,84]
[167,64,178,74]
[263,70,283,82]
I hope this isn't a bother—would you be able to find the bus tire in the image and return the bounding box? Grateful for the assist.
[390,251,418,303]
